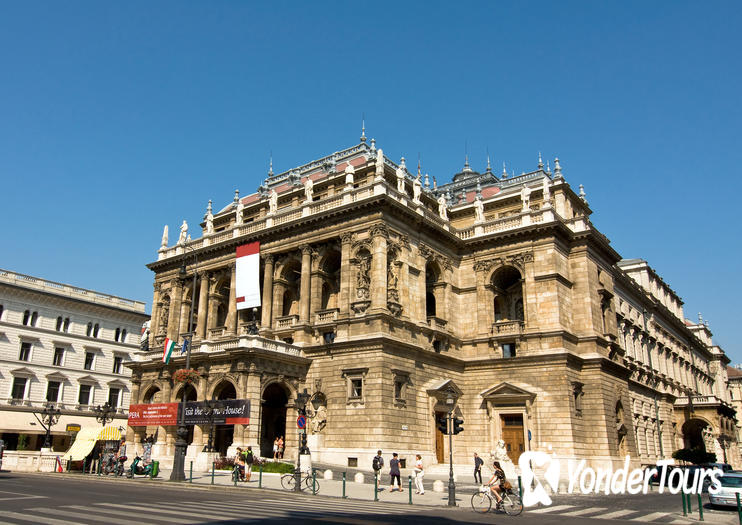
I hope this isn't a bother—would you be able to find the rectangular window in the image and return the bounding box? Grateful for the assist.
[78,384,92,405]
[46,381,61,402]
[502,343,516,358]
[350,378,363,399]
[19,342,31,361]
[108,388,120,408]
[394,379,404,400]
[53,347,64,366]
[11,377,27,400]
[112,356,123,374]
[84,352,95,371]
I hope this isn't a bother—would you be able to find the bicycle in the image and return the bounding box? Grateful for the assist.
[280,471,320,493]
[471,485,523,516]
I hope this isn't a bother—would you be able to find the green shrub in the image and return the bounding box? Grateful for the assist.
[17,434,28,451]
[259,461,295,474]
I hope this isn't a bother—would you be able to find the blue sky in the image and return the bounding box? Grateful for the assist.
[2,2,740,361]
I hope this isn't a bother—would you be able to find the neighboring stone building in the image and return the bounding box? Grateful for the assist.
[726,365,742,461]
[128,136,738,475]
[0,268,148,465]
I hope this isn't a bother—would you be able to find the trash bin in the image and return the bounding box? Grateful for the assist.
[151,461,159,478]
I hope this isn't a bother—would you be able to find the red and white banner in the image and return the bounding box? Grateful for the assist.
[236,242,261,310]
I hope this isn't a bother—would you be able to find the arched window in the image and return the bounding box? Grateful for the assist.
[115,328,121,342]
[121,329,127,342]
[86,322,93,337]
[0,304,3,321]
[93,323,100,338]
[491,266,523,322]
[30,311,38,326]
[425,261,441,318]
[63,317,70,332]
[426,292,436,317]
[56,316,63,331]
[23,310,30,325]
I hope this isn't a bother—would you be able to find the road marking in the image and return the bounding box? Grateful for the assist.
[95,502,234,521]
[64,505,211,524]
[1,512,77,525]
[0,490,47,501]
[183,498,414,514]
[631,512,671,522]
[560,507,608,516]
[529,504,577,513]
[599,509,640,519]
[35,508,144,525]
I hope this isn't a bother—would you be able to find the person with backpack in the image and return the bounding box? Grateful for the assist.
[244,446,254,481]
[372,450,384,489]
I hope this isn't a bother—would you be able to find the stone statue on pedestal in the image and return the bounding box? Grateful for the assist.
[178,221,188,244]
[269,189,278,214]
[438,195,448,221]
[474,197,485,223]
[304,177,313,203]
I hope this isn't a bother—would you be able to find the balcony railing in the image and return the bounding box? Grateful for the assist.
[275,315,299,330]
[426,316,448,331]
[315,308,339,324]
[674,395,723,407]
[491,320,524,336]
[134,334,304,362]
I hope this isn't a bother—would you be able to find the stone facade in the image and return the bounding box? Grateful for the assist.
[129,140,739,476]
[0,268,148,463]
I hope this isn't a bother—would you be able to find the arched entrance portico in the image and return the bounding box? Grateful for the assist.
[261,383,288,458]
[682,418,710,451]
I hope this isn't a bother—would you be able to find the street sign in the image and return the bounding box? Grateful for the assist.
[297,415,306,429]
[66,424,81,433]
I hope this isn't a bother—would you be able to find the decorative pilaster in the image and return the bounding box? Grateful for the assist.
[167,279,183,341]
[370,225,388,312]
[261,255,274,328]
[226,263,237,335]
[338,234,353,316]
[196,273,209,340]
[150,283,162,347]
[299,245,313,323]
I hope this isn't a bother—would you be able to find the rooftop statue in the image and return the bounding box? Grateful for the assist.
[178,220,188,245]
[438,194,449,221]
[474,197,485,223]
[269,189,278,215]
[304,177,314,203]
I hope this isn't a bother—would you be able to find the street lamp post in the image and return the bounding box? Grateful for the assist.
[170,249,198,482]
[294,389,310,492]
[446,391,456,507]
[33,402,62,450]
[93,402,115,427]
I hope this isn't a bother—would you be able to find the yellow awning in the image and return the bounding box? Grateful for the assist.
[62,427,99,461]
[97,425,121,441]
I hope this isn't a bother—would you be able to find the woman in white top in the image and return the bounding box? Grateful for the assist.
[413,454,425,494]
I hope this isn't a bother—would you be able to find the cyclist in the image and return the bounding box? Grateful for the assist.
[486,460,506,508]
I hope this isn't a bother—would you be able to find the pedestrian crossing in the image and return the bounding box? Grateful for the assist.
[528,503,695,523]
[0,496,420,524]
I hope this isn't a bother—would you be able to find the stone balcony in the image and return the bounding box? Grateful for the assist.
[275,314,299,330]
[156,177,580,262]
[674,395,730,408]
[491,320,525,336]
[315,308,339,325]
[134,334,304,362]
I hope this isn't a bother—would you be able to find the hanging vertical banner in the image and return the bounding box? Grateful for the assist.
[236,242,261,310]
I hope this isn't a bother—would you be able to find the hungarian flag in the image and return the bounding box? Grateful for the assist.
[236,242,261,310]
[162,338,175,364]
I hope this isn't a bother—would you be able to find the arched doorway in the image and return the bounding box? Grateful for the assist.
[261,383,288,458]
[175,384,197,445]
[682,418,709,451]
[212,381,236,456]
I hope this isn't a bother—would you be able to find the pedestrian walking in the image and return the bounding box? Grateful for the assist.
[278,436,285,459]
[389,453,403,492]
[413,454,425,494]
[272,437,279,460]
[244,446,254,481]
[474,452,484,484]
[372,450,384,489]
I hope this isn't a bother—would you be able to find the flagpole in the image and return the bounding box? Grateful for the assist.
[170,245,197,482]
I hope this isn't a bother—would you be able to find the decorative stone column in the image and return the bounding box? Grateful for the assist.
[370,225,388,312]
[196,272,209,340]
[226,263,237,335]
[150,283,162,346]
[167,279,183,341]
[473,261,491,337]
[339,234,353,316]
[179,291,192,336]
[299,245,312,323]
[261,255,274,328]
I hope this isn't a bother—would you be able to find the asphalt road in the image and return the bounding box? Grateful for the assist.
[0,472,738,524]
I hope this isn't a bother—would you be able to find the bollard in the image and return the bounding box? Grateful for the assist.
[189,461,193,483]
[408,476,413,505]
[342,472,347,499]
[736,493,741,525]
[518,475,523,499]
[374,473,379,501]
[258,463,263,488]
[211,461,215,485]
[312,469,317,495]
[697,493,704,521]
[682,491,687,516]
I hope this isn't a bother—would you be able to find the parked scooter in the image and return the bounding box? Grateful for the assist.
[113,455,127,477]
[126,455,158,478]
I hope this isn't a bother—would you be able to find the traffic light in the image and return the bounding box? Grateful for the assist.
[452,417,464,435]
[436,415,448,435]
